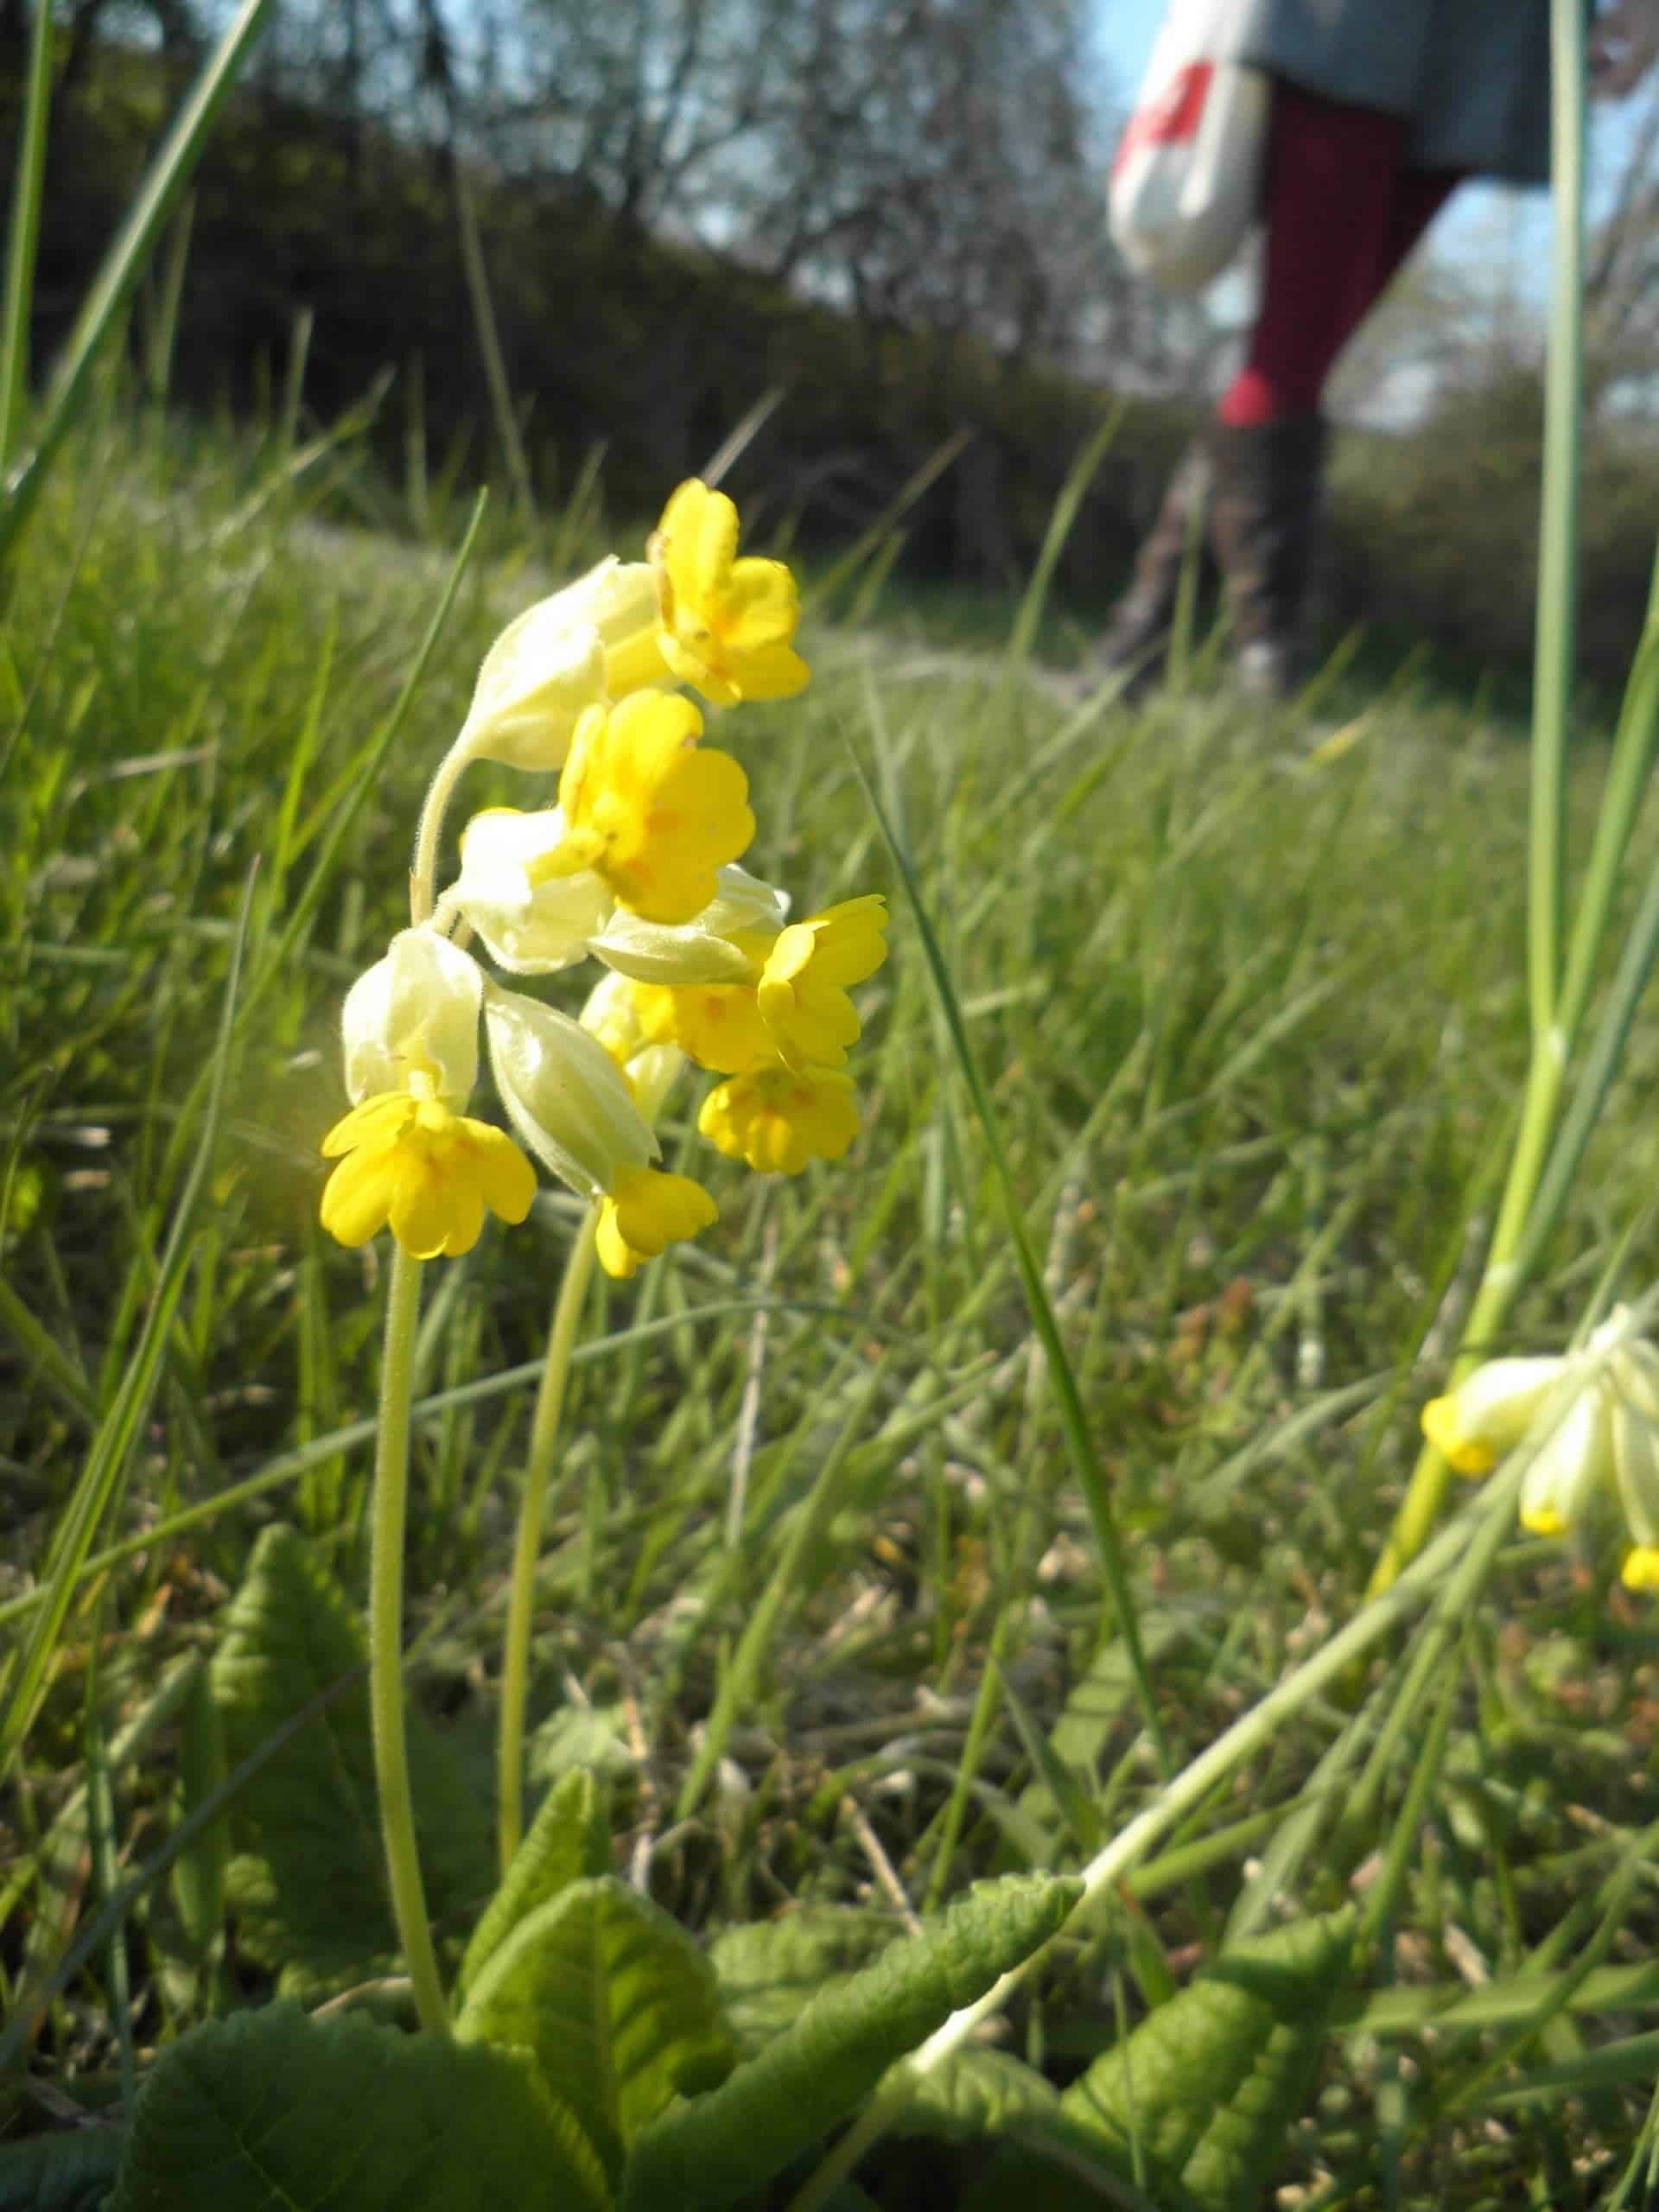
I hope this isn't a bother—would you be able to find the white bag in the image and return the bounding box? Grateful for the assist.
[1109,0,1269,295]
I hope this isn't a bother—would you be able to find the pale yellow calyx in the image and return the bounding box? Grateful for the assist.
[320,1091,535,1259]
[649,478,810,709]
[595,1165,718,1279]
[553,691,755,925]
[698,1065,861,1175]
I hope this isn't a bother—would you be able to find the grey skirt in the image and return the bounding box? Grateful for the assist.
[1233,0,1554,184]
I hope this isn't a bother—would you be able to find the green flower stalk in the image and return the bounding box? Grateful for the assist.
[497,1206,599,1872]
[367,1246,449,2034]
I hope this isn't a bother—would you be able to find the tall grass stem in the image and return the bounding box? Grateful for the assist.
[844,733,1170,1770]
[0,0,55,473]
[1369,0,1586,1593]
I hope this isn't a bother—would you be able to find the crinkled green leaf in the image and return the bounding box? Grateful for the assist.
[458,1769,612,2002]
[0,2128,124,2211]
[622,1872,1081,2212]
[456,1875,735,2183]
[1058,1911,1355,2212]
[884,2047,1061,2143]
[208,1525,493,1999]
[110,2002,611,2212]
[709,1906,900,2051]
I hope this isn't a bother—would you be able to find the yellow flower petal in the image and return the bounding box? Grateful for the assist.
[319,1091,535,1259]
[556,690,754,925]
[594,1165,718,1279]
[697,1067,861,1175]
[648,479,810,708]
[321,1090,417,1160]
[756,897,887,1071]
[1621,1544,1659,1590]
[645,982,777,1075]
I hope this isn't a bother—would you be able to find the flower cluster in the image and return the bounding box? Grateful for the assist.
[317,480,887,1277]
[1421,1305,1659,1589]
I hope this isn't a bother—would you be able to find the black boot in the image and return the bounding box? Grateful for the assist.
[1097,442,1213,695]
[1206,415,1327,700]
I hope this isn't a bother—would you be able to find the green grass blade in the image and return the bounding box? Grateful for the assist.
[0,0,278,573]
[1003,402,1123,677]
[842,728,1169,1770]
[0,0,56,472]
[1526,0,1586,1041]
[0,868,254,1781]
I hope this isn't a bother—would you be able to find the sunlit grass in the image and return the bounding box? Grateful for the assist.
[7,397,1659,2200]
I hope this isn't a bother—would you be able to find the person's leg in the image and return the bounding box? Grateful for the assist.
[1102,86,1461,695]
[1209,88,1460,692]
[1220,80,1421,429]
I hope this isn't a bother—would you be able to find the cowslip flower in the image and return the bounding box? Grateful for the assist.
[649,479,810,708]
[579,971,684,1121]
[1421,1306,1659,1589]
[598,893,888,1077]
[596,1167,718,1280]
[754,896,888,1071]
[550,691,754,925]
[699,1066,861,1174]
[484,983,715,1277]
[457,557,666,772]
[321,1093,536,1259]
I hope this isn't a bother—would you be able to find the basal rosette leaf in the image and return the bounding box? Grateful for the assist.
[1056,1910,1356,2212]
[455,1875,735,2184]
[709,1905,900,2052]
[621,1872,1080,2212]
[457,1768,613,2002]
[109,2003,610,2212]
[208,1525,493,1999]
[0,2129,124,2211]
[883,2047,1062,2144]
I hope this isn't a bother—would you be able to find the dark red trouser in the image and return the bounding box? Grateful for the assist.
[1218,79,1464,428]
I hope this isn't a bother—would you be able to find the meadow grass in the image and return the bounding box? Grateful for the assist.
[7,399,1659,2204]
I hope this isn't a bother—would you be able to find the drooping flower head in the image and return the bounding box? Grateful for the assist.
[1421,1307,1659,1591]
[699,1066,861,1175]
[649,479,810,709]
[318,477,874,1279]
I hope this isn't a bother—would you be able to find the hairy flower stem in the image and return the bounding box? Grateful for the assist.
[409,741,473,927]
[497,1206,599,1872]
[369,1245,448,2035]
